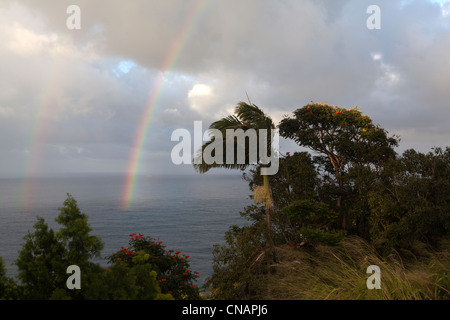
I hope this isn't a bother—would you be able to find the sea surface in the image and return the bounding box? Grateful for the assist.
[0,174,253,287]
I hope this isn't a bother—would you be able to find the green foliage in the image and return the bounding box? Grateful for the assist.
[55,194,104,265]
[15,216,67,299]
[278,103,398,167]
[107,233,200,300]
[104,257,173,300]
[247,152,319,209]
[279,103,399,229]
[264,236,450,300]
[207,102,448,300]
[15,194,110,299]
[280,200,346,245]
[206,220,273,299]
[282,200,336,226]
[0,257,23,300]
[193,101,275,174]
[296,227,347,246]
[12,194,180,300]
[368,147,450,256]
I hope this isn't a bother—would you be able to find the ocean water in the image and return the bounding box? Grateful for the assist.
[0,174,253,286]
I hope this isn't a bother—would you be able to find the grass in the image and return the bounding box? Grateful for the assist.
[262,236,449,300]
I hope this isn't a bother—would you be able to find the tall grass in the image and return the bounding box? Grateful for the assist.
[263,236,449,300]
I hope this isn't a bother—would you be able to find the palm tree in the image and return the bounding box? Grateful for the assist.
[193,101,276,231]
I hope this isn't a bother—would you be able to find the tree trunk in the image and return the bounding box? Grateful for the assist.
[263,174,271,231]
[335,168,348,230]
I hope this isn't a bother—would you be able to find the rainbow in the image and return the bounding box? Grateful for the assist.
[19,57,63,211]
[121,0,211,210]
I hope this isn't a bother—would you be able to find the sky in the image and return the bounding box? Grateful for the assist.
[0,0,449,178]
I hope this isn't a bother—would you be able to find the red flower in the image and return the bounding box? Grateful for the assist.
[336,111,340,114]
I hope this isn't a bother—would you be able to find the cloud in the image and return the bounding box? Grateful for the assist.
[188,84,215,113]
[0,0,449,177]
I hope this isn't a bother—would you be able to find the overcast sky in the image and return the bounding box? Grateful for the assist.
[0,0,449,178]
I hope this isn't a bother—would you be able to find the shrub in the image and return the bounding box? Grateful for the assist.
[107,233,201,300]
[281,200,346,245]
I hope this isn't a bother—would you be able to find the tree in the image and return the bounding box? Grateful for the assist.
[0,257,22,299]
[54,194,106,299]
[206,222,271,299]
[368,147,450,255]
[13,195,195,300]
[15,217,67,299]
[279,102,399,229]
[194,101,276,231]
[55,194,104,265]
[280,200,346,245]
[104,252,174,300]
[107,233,200,300]
[244,152,320,243]
[16,194,106,299]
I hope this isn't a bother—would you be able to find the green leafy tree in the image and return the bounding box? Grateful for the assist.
[0,257,22,299]
[55,194,104,265]
[194,101,276,232]
[15,217,67,299]
[244,152,320,243]
[206,221,271,299]
[16,194,107,299]
[54,194,106,299]
[12,195,196,300]
[280,200,346,245]
[104,254,173,300]
[247,152,319,210]
[107,233,200,300]
[279,102,399,229]
[368,147,450,255]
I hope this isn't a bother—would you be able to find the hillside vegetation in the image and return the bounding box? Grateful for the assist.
[201,102,449,300]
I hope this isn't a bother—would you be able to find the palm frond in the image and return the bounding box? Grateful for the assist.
[209,115,245,133]
[193,100,275,174]
[193,138,250,173]
[235,102,275,129]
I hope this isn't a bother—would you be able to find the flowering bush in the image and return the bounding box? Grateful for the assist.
[106,233,201,300]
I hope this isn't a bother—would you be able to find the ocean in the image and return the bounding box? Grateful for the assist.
[0,173,253,287]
